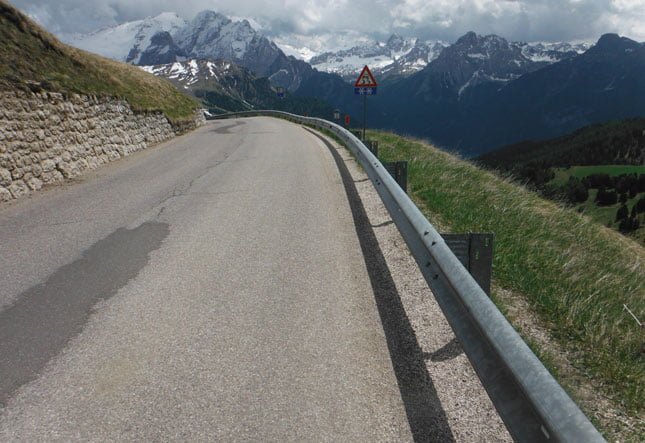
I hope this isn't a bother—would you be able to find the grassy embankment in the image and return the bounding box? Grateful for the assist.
[0,0,198,124]
[367,130,644,436]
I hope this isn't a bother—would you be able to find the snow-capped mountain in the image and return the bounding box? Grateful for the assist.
[64,11,594,98]
[414,32,592,98]
[171,11,283,78]
[368,33,643,156]
[310,35,447,80]
[65,10,311,91]
[518,41,591,63]
[62,12,186,63]
[307,32,591,81]
[140,58,274,113]
[139,58,338,119]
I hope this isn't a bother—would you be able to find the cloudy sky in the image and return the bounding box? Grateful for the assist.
[9,0,645,44]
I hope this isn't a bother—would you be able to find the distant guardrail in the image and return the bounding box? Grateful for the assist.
[207,111,606,443]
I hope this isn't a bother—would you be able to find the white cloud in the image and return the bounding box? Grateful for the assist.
[8,0,645,43]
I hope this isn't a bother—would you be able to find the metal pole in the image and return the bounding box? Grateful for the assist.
[363,94,367,141]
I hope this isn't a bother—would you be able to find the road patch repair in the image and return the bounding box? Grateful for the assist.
[0,222,169,408]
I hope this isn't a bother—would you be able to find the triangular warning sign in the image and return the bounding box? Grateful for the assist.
[354,65,378,88]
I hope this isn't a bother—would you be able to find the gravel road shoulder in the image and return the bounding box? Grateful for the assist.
[309,128,512,442]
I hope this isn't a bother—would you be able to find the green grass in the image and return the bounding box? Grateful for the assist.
[0,1,198,124]
[368,131,644,421]
[551,165,645,186]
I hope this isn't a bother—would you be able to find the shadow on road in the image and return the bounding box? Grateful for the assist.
[306,128,456,443]
[424,337,464,362]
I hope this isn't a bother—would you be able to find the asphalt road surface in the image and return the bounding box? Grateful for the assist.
[0,118,416,441]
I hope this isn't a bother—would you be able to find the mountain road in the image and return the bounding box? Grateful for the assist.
[0,117,510,441]
[0,117,417,440]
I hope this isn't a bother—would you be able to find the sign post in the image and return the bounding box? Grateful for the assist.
[354,65,378,140]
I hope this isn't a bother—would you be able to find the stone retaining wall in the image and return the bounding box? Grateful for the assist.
[0,90,204,202]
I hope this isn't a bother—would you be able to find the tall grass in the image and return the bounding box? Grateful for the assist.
[370,131,644,414]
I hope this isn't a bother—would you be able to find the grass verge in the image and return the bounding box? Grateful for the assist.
[0,1,198,125]
[367,130,644,433]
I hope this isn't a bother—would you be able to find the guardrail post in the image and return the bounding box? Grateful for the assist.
[365,140,379,157]
[384,161,408,193]
[442,233,494,295]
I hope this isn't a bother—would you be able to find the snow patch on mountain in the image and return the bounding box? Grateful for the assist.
[304,32,593,81]
[420,32,594,99]
[518,41,592,64]
[273,42,318,62]
[140,59,236,88]
[62,12,186,62]
[271,32,373,62]
[308,34,447,79]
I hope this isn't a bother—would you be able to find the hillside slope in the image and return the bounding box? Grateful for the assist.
[477,117,645,171]
[368,130,643,439]
[476,119,645,243]
[0,0,198,124]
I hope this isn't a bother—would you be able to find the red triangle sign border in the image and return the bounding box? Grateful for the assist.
[354,65,378,88]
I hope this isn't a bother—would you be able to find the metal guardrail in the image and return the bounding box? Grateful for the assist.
[207,111,606,443]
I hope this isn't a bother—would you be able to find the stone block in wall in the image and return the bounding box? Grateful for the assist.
[8,180,28,199]
[0,168,11,186]
[31,163,42,177]
[11,168,24,180]
[41,159,56,173]
[41,170,63,184]
[0,187,12,202]
[26,177,43,191]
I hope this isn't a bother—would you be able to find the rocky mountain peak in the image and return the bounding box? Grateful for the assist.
[386,34,406,51]
[456,31,479,46]
[590,33,641,54]
[425,31,579,98]
[452,32,510,53]
[138,31,185,66]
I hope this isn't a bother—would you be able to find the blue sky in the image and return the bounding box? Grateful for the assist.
[9,0,645,43]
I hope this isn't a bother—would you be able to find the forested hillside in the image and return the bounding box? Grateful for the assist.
[477,118,645,241]
[478,118,645,177]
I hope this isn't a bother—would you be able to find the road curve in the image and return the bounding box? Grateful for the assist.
[0,117,415,440]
